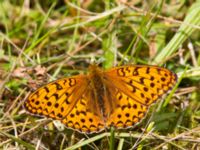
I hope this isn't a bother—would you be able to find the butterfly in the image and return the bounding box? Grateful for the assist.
[24,64,177,133]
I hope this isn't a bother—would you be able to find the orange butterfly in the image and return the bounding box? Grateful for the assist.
[24,64,177,133]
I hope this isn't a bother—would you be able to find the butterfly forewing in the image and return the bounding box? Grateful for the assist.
[104,65,177,105]
[24,75,88,120]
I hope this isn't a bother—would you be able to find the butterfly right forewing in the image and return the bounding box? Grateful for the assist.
[104,65,177,105]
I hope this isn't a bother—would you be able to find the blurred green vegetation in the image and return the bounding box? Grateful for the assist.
[0,0,199,149]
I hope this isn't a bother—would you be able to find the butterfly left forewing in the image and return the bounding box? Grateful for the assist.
[24,75,88,120]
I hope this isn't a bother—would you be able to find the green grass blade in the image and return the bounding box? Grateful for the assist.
[153,3,200,65]
[0,131,35,150]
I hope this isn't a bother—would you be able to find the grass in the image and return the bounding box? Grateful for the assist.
[0,0,200,150]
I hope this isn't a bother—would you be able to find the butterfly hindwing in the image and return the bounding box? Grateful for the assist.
[106,90,148,128]
[61,96,105,133]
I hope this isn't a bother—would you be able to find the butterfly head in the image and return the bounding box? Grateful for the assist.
[88,64,103,75]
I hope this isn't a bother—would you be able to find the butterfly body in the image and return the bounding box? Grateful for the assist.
[87,64,107,119]
[24,64,177,133]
